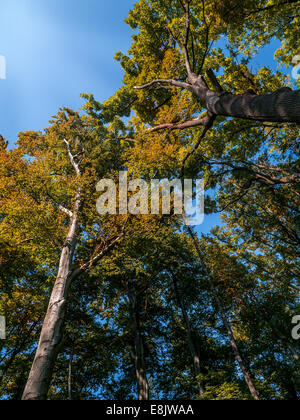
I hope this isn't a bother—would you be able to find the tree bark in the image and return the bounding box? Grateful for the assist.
[202,86,300,124]
[171,274,205,397]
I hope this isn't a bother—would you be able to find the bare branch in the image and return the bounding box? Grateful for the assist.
[63,138,82,177]
[191,33,196,73]
[114,137,137,143]
[59,205,74,218]
[153,95,173,111]
[134,78,192,92]
[218,185,256,213]
[167,26,180,46]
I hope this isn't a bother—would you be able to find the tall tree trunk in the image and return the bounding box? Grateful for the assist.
[22,192,82,400]
[171,274,205,397]
[187,227,260,401]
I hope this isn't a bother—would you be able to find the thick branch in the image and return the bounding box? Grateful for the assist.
[135,70,300,124]
[204,87,300,124]
[149,112,214,132]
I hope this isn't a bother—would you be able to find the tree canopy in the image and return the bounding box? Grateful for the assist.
[0,0,299,401]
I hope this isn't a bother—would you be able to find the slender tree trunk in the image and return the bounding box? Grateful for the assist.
[22,193,82,400]
[171,274,205,397]
[187,227,260,401]
[128,291,149,401]
[68,349,73,401]
[211,290,260,401]
[134,327,149,401]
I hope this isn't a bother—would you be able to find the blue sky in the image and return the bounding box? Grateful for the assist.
[0,0,136,144]
[0,1,287,145]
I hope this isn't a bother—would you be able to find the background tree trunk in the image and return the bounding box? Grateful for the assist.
[212,290,260,401]
[187,227,260,401]
[172,274,205,397]
[68,348,73,401]
[128,290,149,401]
[134,327,149,401]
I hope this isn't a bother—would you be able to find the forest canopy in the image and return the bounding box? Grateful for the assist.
[0,0,299,401]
